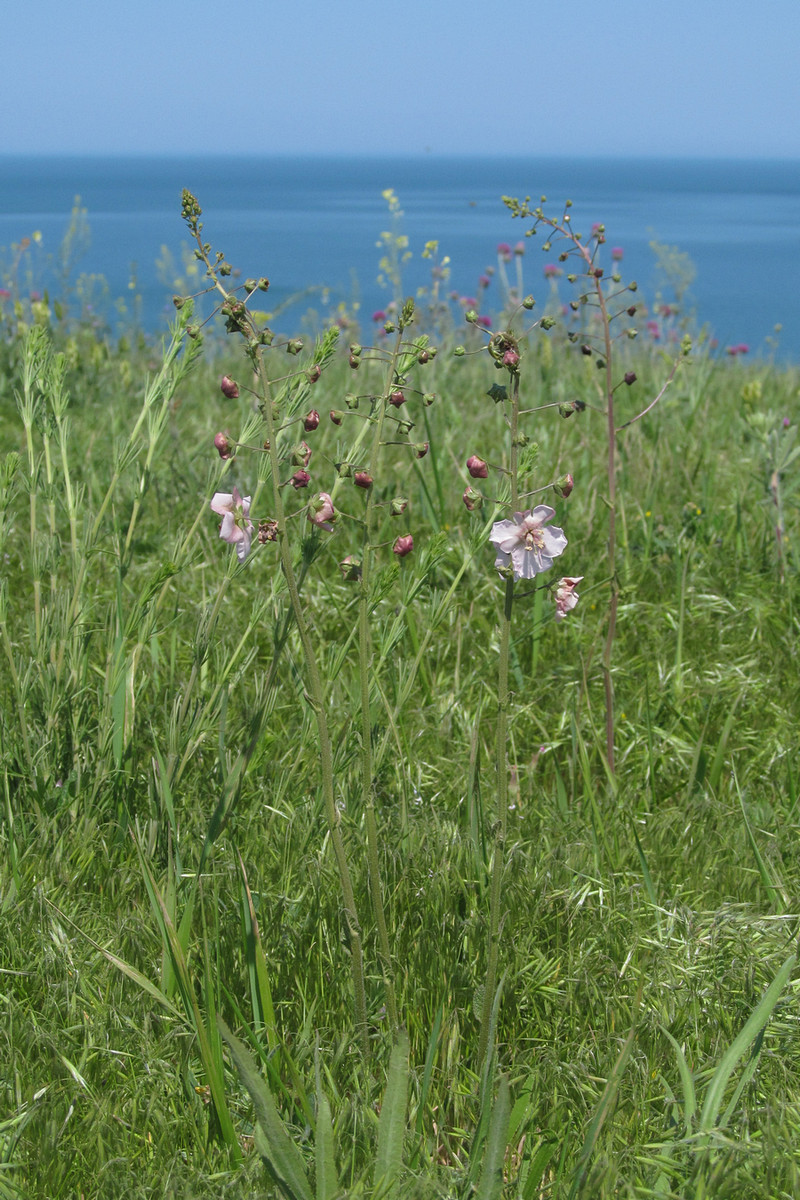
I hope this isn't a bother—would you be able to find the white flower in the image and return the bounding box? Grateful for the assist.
[490,506,567,579]
[210,488,253,561]
[554,576,583,621]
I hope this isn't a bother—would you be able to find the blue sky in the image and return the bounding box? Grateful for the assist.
[4,0,800,157]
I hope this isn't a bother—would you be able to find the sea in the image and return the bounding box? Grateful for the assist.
[1,155,799,358]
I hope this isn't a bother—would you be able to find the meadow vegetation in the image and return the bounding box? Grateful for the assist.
[0,193,799,1198]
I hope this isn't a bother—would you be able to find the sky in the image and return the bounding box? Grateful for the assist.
[3,0,800,158]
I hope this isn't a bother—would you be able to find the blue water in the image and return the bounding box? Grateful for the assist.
[1,155,798,357]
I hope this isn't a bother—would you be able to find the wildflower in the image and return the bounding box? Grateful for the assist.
[393,534,414,557]
[476,316,492,328]
[479,274,491,288]
[466,455,489,479]
[415,442,429,459]
[291,469,311,488]
[354,471,373,489]
[304,409,320,431]
[389,390,405,407]
[391,496,408,516]
[309,492,336,531]
[220,375,239,399]
[210,488,253,561]
[214,432,233,460]
[544,263,561,279]
[372,310,387,322]
[624,371,637,385]
[554,576,583,621]
[339,555,362,581]
[490,506,567,580]
[503,349,520,370]
[611,247,624,261]
[514,241,525,256]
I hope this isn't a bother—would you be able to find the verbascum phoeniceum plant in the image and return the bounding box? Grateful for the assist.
[503,194,689,779]
[179,189,441,1059]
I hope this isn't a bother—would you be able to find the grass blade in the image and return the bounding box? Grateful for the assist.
[374,1029,410,1196]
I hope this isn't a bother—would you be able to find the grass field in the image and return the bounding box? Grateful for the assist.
[1,219,799,1198]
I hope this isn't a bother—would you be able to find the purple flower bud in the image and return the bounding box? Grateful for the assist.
[214,432,233,460]
[462,485,483,511]
[306,364,321,384]
[372,310,387,322]
[624,371,637,386]
[783,416,791,428]
[354,471,373,489]
[304,409,320,431]
[330,410,344,425]
[479,275,491,288]
[389,390,405,408]
[467,455,489,479]
[292,441,312,468]
[291,469,311,489]
[220,375,239,399]
[503,350,520,370]
[393,534,414,558]
[553,473,574,499]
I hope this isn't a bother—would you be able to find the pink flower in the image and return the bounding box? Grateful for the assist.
[304,409,320,431]
[476,315,492,328]
[544,263,561,279]
[393,534,414,557]
[210,488,253,561]
[611,247,624,261]
[308,492,336,531]
[220,375,239,399]
[490,506,567,579]
[479,274,491,288]
[554,576,583,621]
[372,310,387,322]
[466,455,489,479]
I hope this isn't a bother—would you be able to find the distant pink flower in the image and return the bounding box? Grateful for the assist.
[372,310,387,322]
[476,315,492,328]
[479,274,491,288]
[514,241,525,256]
[611,247,624,261]
[0,288,11,301]
[497,242,512,256]
[783,416,791,428]
[554,576,583,621]
[544,263,561,279]
[490,506,567,580]
[210,488,253,561]
[308,492,336,531]
[461,296,478,309]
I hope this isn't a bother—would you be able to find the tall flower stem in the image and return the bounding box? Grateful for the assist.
[477,369,520,1070]
[355,330,408,1034]
[182,197,369,1056]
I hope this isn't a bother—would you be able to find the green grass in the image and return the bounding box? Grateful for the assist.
[0,293,799,1198]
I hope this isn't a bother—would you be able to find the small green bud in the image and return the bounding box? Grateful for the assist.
[258,277,270,291]
[397,418,414,435]
[628,281,638,292]
[540,316,556,330]
[422,392,436,407]
[513,431,530,447]
[287,338,303,355]
[454,345,466,356]
[681,334,692,356]
[345,393,359,410]
[245,279,257,292]
[523,295,535,310]
[391,497,409,516]
[337,461,353,478]
[465,309,478,324]
[219,263,232,276]
[172,295,185,309]
[349,343,362,357]
[626,328,637,339]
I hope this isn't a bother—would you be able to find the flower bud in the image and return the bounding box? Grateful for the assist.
[397,419,414,435]
[220,375,239,399]
[540,316,556,330]
[291,469,311,489]
[172,295,185,310]
[345,393,359,410]
[214,432,233,460]
[258,277,270,291]
[467,455,488,479]
[581,344,592,356]
[337,461,353,478]
[349,343,362,357]
[558,401,576,418]
[306,364,321,383]
[392,534,414,557]
[304,409,320,431]
[422,392,436,407]
[389,390,405,407]
[391,496,408,516]
[418,349,430,364]
[523,295,535,310]
[330,409,344,425]
[454,345,466,356]
[462,485,483,511]
[503,349,520,369]
[349,354,360,369]
[624,371,637,386]
[309,493,336,529]
[339,555,362,581]
[292,441,312,467]
[287,338,303,355]
[553,472,574,499]
[354,471,373,489]
[415,442,429,458]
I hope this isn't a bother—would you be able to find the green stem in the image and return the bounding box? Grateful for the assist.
[477,370,520,1070]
